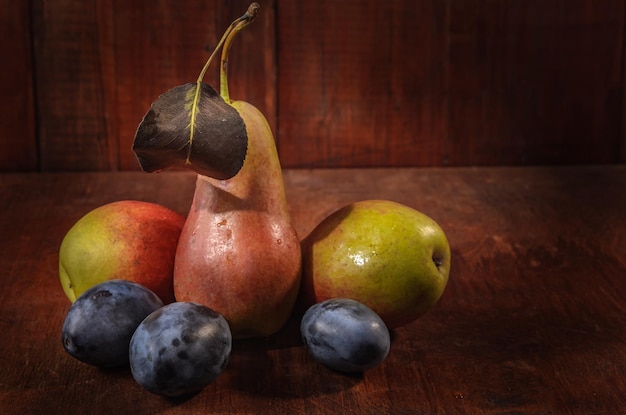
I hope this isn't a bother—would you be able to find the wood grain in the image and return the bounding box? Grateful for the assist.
[277,0,449,168]
[1,1,625,170]
[444,0,625,166]
[31,0,114,171]
[277,0,625,167]
[0,0,37,171]
[1,166,626,413]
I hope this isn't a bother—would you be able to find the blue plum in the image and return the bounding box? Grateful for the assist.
[301,298,391,373]
[61,279,164,367]
[129,301,232,397]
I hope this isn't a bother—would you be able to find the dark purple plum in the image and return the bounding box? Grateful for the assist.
[61,279,164,367]
[129,301,232,397]
[301,298,391,373]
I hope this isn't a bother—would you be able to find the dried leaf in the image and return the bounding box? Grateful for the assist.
[132,82,247,179]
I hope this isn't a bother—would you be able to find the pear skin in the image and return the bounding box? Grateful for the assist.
[174,101,302,339]
[59,200,185,304]
[299,200,451,329]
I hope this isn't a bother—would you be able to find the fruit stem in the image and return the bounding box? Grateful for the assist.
[220,3,260,103]
[186,3,259,165]
[196,3,258,85]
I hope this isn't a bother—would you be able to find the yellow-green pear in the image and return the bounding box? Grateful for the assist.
[59,200,185,304]
[299,200,451,329]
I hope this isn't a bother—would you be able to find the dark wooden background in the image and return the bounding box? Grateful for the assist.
[2,0,625,172]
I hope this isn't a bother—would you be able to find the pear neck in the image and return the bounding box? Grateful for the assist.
[194,100,288,216]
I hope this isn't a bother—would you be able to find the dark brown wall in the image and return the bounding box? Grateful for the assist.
[2,0,625,171]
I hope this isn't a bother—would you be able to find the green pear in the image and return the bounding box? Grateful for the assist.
[59,200,185,304]
[300,200,451,329]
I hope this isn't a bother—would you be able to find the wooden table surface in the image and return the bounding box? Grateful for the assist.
[1,166,626,414]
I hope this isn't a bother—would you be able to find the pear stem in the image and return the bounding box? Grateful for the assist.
[185,3,259,165]
[196,4,258,85]
[196,28,231,84]
[220,3,260,103]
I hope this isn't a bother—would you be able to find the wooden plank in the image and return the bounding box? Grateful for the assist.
[112,0,276,171]
[22,0,626,170]
[1,166,626,413]
[276,0,625,168]
[277,0,448,168]
[0,0,37,171]
[621,0,626,163]
[445,0,625,166]
[31,0,114,171]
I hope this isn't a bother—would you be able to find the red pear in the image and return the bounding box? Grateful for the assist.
[172,5,301,338]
